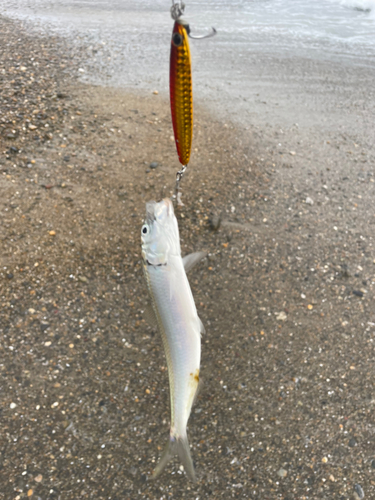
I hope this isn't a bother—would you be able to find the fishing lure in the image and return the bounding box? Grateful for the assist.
[169,1,216,199]
[170,17,193,168]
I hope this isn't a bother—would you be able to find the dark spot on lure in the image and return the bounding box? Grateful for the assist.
[172,32,183,47]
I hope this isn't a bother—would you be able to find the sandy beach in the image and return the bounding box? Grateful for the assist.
[1,14,375,500]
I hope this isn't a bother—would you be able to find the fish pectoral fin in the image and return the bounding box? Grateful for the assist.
[143,303,158,328]
[182,251,207,273]
[153,435,196,482]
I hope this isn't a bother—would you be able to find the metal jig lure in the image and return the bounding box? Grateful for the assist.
[170,0,216,202]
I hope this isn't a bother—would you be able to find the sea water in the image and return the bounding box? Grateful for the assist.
[1,0,375,126]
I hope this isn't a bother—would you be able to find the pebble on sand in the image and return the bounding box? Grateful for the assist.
[276,311,287,321]
[354,483,365,499]
[10,402,17,409]
[277,468,287,478]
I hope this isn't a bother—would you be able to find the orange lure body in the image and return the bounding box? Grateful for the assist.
[170,20,193,167]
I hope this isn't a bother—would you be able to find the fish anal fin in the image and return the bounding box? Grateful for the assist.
[199,316,205,335]
[193,375,203,407]
[152,435,196,482]
[182,251,207,274]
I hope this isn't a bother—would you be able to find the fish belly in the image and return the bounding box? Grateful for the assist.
[146,256,201,436]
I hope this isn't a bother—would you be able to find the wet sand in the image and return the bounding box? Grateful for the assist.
[1,15,375,500]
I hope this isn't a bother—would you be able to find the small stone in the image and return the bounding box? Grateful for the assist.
[209,214,221,231]
[78,276,88,282]
[6,273,14,279]
[153,90,159,95]
[305,196,314,205]
[69,343,74,348]
[329,474,335,482]
[353,290,364,298]
[49,230,56,236]
[29,124,37,130]
[371,459,375,468]
[307,304,313,310]
[28,308,35,314]
[277,468,287,478]
[322,456,328,463]
[27,490,33,497]
[34,474,43,483]
[289,151,296,156]
[354,484,365,499]
[348,437,357,447]
[10,402,17,409]
[51,402,59,408]
[150,161,158,169]
[276,311,287,321]
[44,341,52,347]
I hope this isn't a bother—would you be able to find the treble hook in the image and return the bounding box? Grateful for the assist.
[171,0,217,39]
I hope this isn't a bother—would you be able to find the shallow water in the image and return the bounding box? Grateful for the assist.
[2,0,375,128]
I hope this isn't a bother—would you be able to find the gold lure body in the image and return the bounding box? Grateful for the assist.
[170,19,193,167]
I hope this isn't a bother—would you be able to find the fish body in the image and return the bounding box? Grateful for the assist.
[141,199,203,481]
[170,19,193,166]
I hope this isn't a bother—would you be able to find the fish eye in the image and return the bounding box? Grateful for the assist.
[142,225,148,235]
[172,32,183,47]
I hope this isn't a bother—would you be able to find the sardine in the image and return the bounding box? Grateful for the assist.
[141,198,206,481]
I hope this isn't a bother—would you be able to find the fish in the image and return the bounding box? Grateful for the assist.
[141,198,206,481]
[170,19,193,167]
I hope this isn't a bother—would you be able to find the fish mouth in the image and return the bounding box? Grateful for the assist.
[146,198,174,224]
[145,201,157,225]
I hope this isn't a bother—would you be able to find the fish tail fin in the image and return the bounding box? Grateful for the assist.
[152,434,196,482]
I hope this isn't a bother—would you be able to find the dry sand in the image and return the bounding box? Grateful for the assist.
[1,15,375,500]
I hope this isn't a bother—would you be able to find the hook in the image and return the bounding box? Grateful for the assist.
[171,1,217,39]
[187,26,217,39]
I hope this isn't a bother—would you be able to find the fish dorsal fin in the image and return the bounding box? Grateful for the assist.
[144,303,158,328]
[182,251,207,273]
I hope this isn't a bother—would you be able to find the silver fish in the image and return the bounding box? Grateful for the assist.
[141,198,206,482]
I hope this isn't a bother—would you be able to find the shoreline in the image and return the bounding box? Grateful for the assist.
[1,15,375,499]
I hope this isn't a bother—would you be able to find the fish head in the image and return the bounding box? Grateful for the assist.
[141,198,180,266]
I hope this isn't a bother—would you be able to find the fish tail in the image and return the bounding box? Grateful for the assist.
[152,434,196,482]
